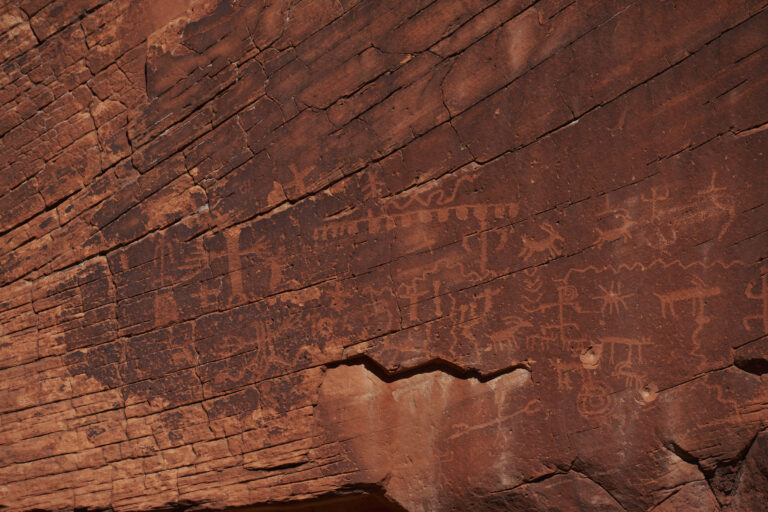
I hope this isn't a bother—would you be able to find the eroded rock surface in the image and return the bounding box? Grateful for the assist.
[1,0,767,510]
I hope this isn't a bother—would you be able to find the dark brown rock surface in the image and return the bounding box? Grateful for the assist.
[1,0,767,510]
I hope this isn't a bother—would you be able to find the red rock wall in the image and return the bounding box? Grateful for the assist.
[1,0,767,510]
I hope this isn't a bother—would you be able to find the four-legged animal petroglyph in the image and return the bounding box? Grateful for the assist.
[593,198,636,248]
[595,213,636,247]
[519,222,564,261]
[489,316,533,353]
[596,336,652,365]
[655,276,721,318]
[615,361,645,390]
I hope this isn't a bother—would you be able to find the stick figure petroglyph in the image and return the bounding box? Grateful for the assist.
[523,284,586,350]
[642,186,678,251]
[641,186,671,219]
[697,171,736,240]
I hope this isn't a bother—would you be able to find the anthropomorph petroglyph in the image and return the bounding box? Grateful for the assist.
[523,284,588,350]
[697,171,736,240]
[641,186,671,220]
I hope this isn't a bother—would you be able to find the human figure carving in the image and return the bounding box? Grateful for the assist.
[641,186,671,219]
[697,172,736,240]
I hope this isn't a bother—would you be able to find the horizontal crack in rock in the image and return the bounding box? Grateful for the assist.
[324,353,531,383]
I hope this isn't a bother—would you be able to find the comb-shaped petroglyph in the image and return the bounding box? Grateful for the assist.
[744,270,768,334]
[315,175,518,242]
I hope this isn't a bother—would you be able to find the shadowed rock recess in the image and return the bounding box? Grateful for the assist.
[1,0,768,510]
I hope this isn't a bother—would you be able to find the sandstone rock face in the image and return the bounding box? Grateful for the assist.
[1,0,767,510]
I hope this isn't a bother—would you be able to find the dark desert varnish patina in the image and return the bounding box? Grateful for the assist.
[0,0,767,510]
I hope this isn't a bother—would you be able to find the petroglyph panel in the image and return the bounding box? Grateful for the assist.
[1,0,768,511]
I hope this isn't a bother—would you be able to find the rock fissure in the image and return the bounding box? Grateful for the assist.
[324,353,532,384]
